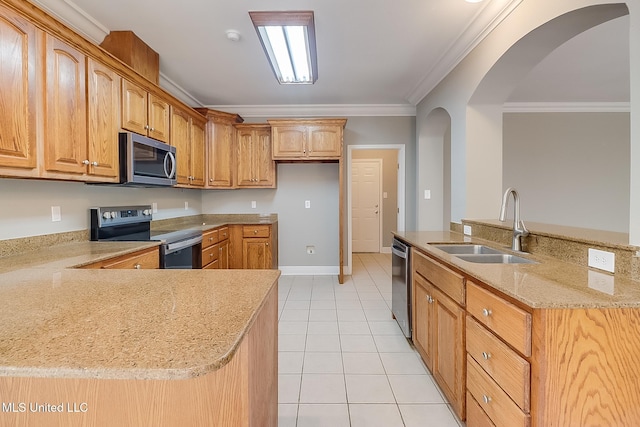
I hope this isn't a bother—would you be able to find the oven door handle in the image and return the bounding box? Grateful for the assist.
[391,245,407,259]
[164,236,202,254]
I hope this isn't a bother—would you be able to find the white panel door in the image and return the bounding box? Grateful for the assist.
[352,160,381,252]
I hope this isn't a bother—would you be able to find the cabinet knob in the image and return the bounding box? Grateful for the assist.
[134,264,141,269]
[210,253,214,258]
[91,161,98,166]
[144,125,150,130]
[482,351,491,360]
[266,243,269,246]
[209,237,213,242]
[150,127,155,132]
[209,178,213,182]
[254,230,258,234]
[482,395,492,404]
[427,295,434,304]
[482,308,492,317]
[82,159,90,165]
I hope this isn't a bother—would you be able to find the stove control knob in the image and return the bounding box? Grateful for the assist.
[143,209,151,215]
[102,212,111,220]
[110,211,117,219]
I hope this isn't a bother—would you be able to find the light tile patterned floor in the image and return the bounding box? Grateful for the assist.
[277,253,465,427]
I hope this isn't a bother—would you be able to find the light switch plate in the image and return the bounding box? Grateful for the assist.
[305,200,311,209]
[588,248,615,273]
[152,202,158,213]
[424,190,431,199]
[251,201,257,209]
[184,201,189,210]
[51,206,61,222]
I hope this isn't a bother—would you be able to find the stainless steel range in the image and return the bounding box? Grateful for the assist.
[90,205,202,269]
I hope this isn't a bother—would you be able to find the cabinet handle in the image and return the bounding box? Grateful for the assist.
[91,161,98,166]
[209,178,213,182]
[210,253,214,258]
[482,351,491,360]
[426,295,433,304]
[266,243,269,246]
[303,149,306,154]
[482,395,492,404]
[82,159,90,165]
[482,308,492,317]
[150,127,155,132]
[209,237,214,242]
[219,247,222,252]
[134,264,141,269]
[144,125,150,130]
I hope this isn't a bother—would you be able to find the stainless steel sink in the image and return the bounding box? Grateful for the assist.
[432,244,537,264]
[433,244,503,255]
[455,253,536,264]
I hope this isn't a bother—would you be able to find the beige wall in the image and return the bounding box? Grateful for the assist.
[352,149,399,248]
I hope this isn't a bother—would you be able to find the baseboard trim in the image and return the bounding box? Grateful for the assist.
[279,266,340,276]
[381,247,392,254]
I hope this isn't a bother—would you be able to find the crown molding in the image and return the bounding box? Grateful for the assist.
[406,0,524,105]
[159,74,205,108]
[30,0,109,43]
[206,104,416,118]
[503,102,630,113]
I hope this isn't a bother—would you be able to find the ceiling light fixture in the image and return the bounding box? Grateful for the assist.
[249,11,318,84]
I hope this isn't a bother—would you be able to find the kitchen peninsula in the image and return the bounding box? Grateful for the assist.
[0,240,279,427]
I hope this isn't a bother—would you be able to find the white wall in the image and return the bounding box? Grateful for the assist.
[0,179,202,240]
[503,112,630,232]
[416,0,636,237]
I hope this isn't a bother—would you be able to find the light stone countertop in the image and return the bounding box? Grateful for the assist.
[0,241,280,380]
[393,231,640,309]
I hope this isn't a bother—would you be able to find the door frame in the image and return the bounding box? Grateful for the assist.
[346,144,406,275]
[351,158,383,253]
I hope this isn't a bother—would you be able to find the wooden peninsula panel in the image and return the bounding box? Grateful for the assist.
[0,285,278,427]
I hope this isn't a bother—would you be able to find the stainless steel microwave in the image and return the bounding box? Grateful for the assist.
[118,132,177,187]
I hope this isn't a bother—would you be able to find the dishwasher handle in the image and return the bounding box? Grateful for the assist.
[391,244,408,259]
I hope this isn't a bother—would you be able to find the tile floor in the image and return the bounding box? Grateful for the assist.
[277,253,464,427]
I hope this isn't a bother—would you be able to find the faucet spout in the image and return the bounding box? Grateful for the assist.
[499,187,528,252]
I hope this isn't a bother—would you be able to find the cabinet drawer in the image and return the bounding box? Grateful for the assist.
[218,226,229,241]
[467,281,531,357]
[243,225,270,238]
[466,391,496,427]
[413,249,465,305]
[101,247,159,269]
[467,316,530,411]
[202,244,219,267]
[203,258,219,269]
[467,356,530,427]
[202,229,219,248]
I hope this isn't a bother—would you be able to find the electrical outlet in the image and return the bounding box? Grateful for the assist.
[251,201,257,209]
[588,248,615,273]
[51,206,61,222]
[184,201,189,210]
[305,200,311,209]
[306,246,315,255]
[463,225,472,236]
[424,190,431,199]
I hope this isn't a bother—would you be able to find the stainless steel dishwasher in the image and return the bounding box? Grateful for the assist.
[391,237,411,338]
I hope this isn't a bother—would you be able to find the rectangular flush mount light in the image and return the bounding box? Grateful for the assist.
[249,11,318,84]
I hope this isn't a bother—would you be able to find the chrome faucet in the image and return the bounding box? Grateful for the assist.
[499,187,528,252]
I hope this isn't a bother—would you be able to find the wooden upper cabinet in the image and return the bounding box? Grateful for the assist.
[0,5,38,174]
[171,107,206,188]
[269,119,346,160]
[190,116,206,187]
[43,34,87,175]
[121,79,169,143]
[86,58,120,181]
[194,108,244,189]
[236,124,276,188]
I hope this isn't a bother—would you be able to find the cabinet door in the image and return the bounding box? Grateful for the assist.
[87,58,119,180]
[190,117,206,187]
[44,34,87,175]
[243,238,271,269]
[271,125,306,159]
[0,6,37,171]
[121,79,147,135]
[307,125,342,158]
[433,286,466,420]
[236,128,255,186]
[207,121,234,187]
[413,274,435,371]
[254,127,275,187]
[148,93,169,142]
[171,107,191,185]
[219,240,229,269]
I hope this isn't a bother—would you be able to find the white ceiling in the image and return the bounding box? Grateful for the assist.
[35,0,629,109]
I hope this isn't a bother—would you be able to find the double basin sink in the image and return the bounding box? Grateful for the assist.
[433,244,536,264]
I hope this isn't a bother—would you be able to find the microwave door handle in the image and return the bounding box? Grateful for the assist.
[164,151,177,179]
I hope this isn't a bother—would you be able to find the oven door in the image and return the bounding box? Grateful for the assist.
[160,236,202,269]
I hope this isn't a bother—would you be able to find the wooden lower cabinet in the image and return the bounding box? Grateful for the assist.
[412,248,465,420]
[202,226,230,269]
[229,224,278,269]
[80,247,159,269]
